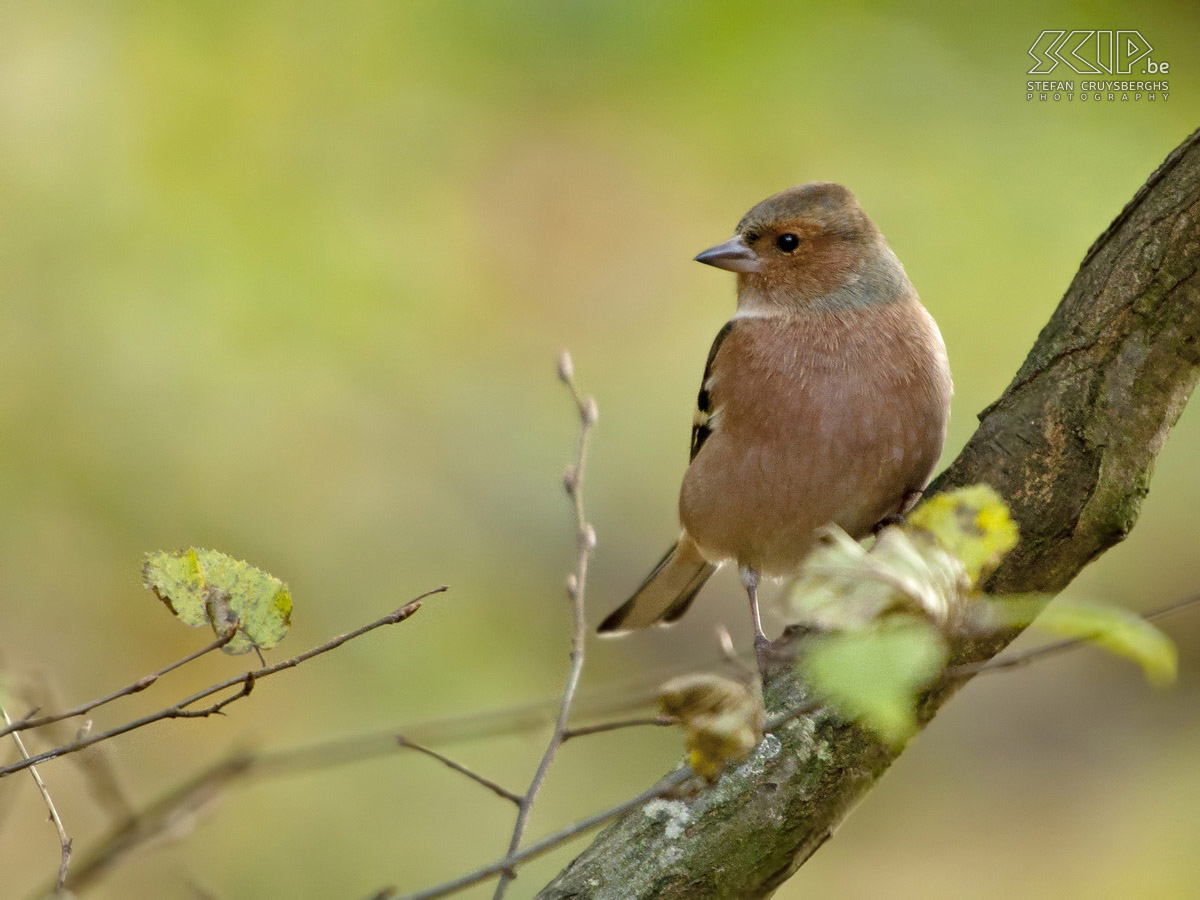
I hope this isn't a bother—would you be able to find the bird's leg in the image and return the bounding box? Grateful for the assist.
[739,566,771,679]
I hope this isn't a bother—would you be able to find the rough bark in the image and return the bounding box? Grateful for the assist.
[538,127,1200,899]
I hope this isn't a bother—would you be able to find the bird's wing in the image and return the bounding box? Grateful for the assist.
[690,319,736,461]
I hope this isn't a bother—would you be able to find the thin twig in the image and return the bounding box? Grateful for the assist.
[396,736,522,804]
[379,769,692,900]
[0,589,442,780]
[492,353,597,899]
[4,674,259,788]
[0,629,238,740]
[2,701,72,893]
[562,715,675,741]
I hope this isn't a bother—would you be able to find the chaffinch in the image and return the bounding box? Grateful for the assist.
[598,183,953,672]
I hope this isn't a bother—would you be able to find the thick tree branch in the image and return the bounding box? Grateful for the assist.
[538,127,1200,899]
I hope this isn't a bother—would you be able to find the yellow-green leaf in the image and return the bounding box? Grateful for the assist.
[659,674,764,781]
[906,484,1019,585]
[1022,596,1176,686]
[143,548,292,655]
[799,620,947,745]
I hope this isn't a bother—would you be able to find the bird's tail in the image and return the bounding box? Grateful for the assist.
[597,534,716,634]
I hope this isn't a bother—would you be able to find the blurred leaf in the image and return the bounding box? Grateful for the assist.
[788,524,970,632]
[789,486,1019,636]
[659,674,764,781]
[993,596,1177,686]
[799,621,947,745]
[907,484,1019,585]
[142,549,292,655]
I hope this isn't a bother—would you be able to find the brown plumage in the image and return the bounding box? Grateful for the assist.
[598,183,952,662]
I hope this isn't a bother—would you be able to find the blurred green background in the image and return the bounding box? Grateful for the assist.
[2,2,1198,897]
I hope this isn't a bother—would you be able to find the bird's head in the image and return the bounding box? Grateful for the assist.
[695,183,895,311]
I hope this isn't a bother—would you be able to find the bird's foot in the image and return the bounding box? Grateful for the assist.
[753,631,782,683]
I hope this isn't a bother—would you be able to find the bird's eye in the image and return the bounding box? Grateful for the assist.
[776,233,800,252]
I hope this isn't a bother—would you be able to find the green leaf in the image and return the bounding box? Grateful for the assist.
[142,548,292,655]
[1018,596,1177,686]
[799,620,947,745]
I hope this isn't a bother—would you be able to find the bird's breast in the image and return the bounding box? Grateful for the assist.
[679,298,951,575]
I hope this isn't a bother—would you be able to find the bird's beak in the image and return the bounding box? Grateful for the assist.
[694,235,761,273]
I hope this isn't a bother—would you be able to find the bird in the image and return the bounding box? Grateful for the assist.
[597,182,953,673]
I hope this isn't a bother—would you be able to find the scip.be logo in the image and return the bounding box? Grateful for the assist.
[1028,31,1168,75]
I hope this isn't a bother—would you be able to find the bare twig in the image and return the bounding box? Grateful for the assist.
[0,629,238,740]
[379,769,693,900]
[2,701,72,893]
[562,715,675,741]
[0,590,441,780]
[492,354,598,899]
[396,736,522,804]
